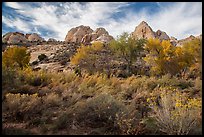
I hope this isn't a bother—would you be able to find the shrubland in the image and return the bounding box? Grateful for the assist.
[2,33,202,135]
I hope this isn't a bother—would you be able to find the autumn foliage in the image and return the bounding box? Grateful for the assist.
[2,46,30,69]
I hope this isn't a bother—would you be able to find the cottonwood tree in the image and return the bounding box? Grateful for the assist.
[109,32,146,76]
[2,46,30,69]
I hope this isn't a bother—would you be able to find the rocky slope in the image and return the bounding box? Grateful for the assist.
[2,32,45,44]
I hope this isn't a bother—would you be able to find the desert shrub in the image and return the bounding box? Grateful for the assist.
[74,93,126,131]
[42,93,62,107]
[2,46,30,69]
[38,54,47,61]
[18,67,51,87]
[147,88,202,135]
[50,71,78,85]
[157,74,193,89]
[2,127,35,135]
[115,109,146,135]
[2,64,19,91]
[3,93,42,122]
[51,111,75,131]
[31,60,38,65]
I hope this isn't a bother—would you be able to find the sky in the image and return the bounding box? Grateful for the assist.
[2,2,202,41]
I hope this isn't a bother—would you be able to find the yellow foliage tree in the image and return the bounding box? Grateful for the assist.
[144,38,202,77]
[144,38,178,76]
[2,46,30,69]
[70,42,106,74]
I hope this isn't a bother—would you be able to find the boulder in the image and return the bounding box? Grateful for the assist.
[65,25,93,43]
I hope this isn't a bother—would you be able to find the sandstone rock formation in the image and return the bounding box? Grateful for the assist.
[2,32,45,44]
[65,26,114,44]
[131,21,171,42]
[81,33,98,44]
[93,34,114,44]
[155,30,170,40]
[65,25,93,43]
[93,27,109,36]
[131,21,156,39]
[170,36,178,46]
[2,32,28,44]
[27,33,45,42]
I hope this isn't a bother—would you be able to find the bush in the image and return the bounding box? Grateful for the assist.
[147,88,202,135]
[74,93,126,130]
[38,54,47,61]
[3,93,42,122]
[18,67,51,87]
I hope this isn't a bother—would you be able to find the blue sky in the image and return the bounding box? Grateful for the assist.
[2,2,202,41]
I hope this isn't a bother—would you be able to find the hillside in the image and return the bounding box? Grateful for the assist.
[2,21,202,135]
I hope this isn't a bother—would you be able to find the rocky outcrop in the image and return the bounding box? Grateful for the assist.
[2,32,28,44]
[93,34,114,44]
[65,25,93,43]
[131,21,171,41]
[27,33,45,42]
[2,32,45,44]
[131,21,156,39]
[93,28,109,36]
[65,26,114,44]
[170,36,178,46]
[81,33,98,44]
[155,30,170,40]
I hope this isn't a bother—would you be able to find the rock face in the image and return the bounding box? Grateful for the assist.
[65,26,114,44]
[93,34,114,44]
[93,28,109,36]
[155,30,170,40]
[2,32,28,44]
[131,21,156,39]
[27,33,45,42]
[65,25,93,43]
[170,36,178,46]
[81,33,98,44]
[2,32,45,44]
[131,21,171,41]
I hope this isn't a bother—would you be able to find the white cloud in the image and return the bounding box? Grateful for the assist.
[2,16,31,33]
[3,2,202,40]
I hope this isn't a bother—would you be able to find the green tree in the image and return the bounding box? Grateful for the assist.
[2,46,30,69]
[109,32,146,75]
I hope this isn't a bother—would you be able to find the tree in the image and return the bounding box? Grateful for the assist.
[109,32,146,75]
[70,41,111,75]
[144,38,179,76]
[2,46,30,69]
[180,38,202,78]
[144,38,202,77]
